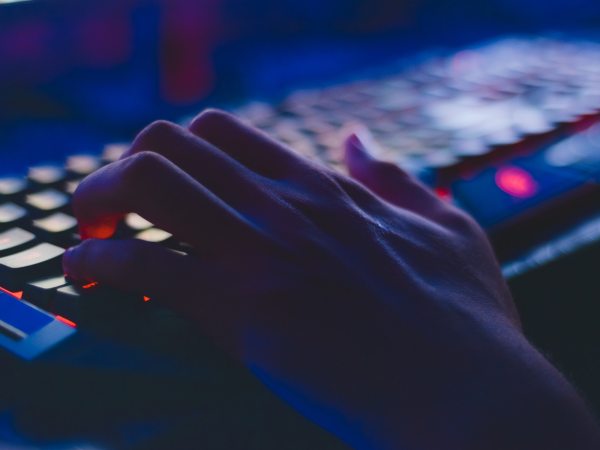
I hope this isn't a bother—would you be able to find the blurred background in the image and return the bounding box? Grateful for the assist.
[1,0,600,169]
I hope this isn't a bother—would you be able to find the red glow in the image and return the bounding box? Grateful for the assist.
[55,315,77,328]
[82,282,99,290]
[143,296,151,302]
[495,167,538,199]
[0,286,23,299]
[435,187,452,201]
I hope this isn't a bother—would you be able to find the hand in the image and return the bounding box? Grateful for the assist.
[63,110,600,450]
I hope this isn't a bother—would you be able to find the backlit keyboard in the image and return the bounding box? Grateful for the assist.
[228,36,600,258]
[2,36,600,360]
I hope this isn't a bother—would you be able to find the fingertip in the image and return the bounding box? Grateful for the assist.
[344,128,379,164]
[62,244,88,283]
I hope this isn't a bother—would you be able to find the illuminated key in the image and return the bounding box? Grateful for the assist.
[26,189,69,213]
[0,228,36,257]
[102,143,128,163]
[0,177,27,198]
[65,179,83,195]
[66,155,101,177]
[23,275,68,310]
[34,213,77,234]
[135,228,173,244]
[0,203,27,230]
[33,213,78,245]
[28,165,66,187]
[125,213,153,231]
[0,243,64,291]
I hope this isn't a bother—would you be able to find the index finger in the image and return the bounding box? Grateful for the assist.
[73,151,259,249]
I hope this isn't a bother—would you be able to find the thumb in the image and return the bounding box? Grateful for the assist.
[344,131,445,217]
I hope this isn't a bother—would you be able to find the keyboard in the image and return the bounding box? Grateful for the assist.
[228,36,600,259]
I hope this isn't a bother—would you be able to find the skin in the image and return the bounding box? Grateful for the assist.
[63,110,600,449]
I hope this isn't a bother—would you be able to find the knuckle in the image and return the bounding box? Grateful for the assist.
[137,120,180,146]
[443,208,483,236]
[121,151,164,187]
[190,108,234,132]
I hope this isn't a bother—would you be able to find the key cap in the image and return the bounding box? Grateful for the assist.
[0,203,28,230]
[125,213,153,231]
[54,284,144,324]
[23,275,68,310]
[102,143,128,164]
[65,155,101,177]
[26,189,69,214]
[0,243,65,291]
[0,177,28,199]
[65,179,83,195]
[135,228,173,244]
[28,165,66,187]
[0,228,36,257]
[32,213,78,245]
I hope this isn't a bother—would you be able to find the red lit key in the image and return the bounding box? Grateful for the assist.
[0,243,64,291]
[0,228,36,257]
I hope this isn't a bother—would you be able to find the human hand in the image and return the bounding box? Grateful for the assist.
[63,111,600,450]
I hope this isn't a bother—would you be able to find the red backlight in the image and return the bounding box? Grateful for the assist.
[55,315,77,328]
[0,286,23,299]
[495,167,538,199]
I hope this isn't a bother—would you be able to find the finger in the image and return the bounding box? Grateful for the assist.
[120,120,264,208]
[62,239,203,300]
[344,132,449,219]
[188,109,311,178]
[73,151,258,248]
[62,238,255,354]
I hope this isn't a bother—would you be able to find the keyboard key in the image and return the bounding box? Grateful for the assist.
[65,179,83,195]
[135,228,173,244]
[33,213,78,245]
[66,155,101,177]
[0,243,65,291]
[0,203,28,230]
[102,143,128,163]
[54,284,144,324]
[125,213,153,231]
[0,228,36,257]
[26,189,69,213]
[0,177,28,198]
[28,165,66,187]
[23,275,68,310]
